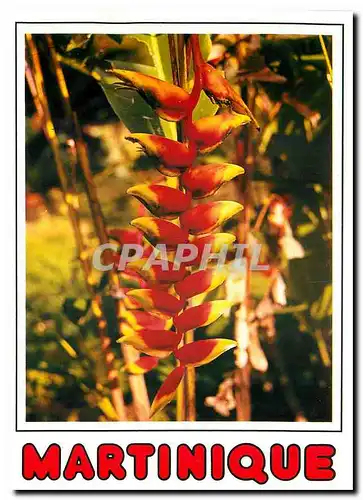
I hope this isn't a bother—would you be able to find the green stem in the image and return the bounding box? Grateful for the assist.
[318,35,333,88]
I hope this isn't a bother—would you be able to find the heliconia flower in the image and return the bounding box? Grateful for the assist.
[202,65,259,129]
[119,322,135,336]
[126,258,188,285]
[123,292,143,310]
[142,242,155,258]
[118,271,146,289]
[174,300,230,332]
[150,366,186,418]
[185,112,250,153]
[127,183,192,219]
[181,163,244,199]
[174,338,237,367]
[126,289,185,317]
[131,217,189,249]
[118,328,183,358]
[174,269,227,300]
[121,355,159,375]
[122,310,173,331]
[189,34,259,130]
[108,227,143,246]
[105,69,201,122]
[125,134,196,177]
[187,233,236,266]
[180,201,243,235]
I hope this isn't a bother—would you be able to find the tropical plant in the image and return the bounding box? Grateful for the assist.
[25,32,332,423]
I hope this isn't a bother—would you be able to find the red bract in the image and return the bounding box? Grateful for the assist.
[187,233,236,266]
[174,339,237,367]
[119,328,183,357]
[125,134,196,176]
[122,310,173,331]
[150,366,186,417]
[127,183,192,219]
[118,271,146,289]
[174,300,230,332]
[174,269,227,300]
[127,258,188,285]
[131,216,189,248]
[122,355,159,374]
[126,289,185,317]
[185,112,250,153]
[108,227,143,246]
[106,68,201,122]
[180,201,243,235]
[181,163,244,199]
[189,34,259,130]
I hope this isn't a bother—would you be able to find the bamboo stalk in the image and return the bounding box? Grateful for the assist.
[253,194,278,233]
[234,81,256,421]
[44,34,151,421]
[318,35,333,89]
[25,34,127,421]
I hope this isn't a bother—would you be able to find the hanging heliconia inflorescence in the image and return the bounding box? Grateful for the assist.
[106,34,258,418]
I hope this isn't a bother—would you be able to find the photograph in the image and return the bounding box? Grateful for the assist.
[24,31,333,424]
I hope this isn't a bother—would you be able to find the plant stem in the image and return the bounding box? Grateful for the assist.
[253,194,278,233]
[25,34,127,421]
[234,81,256,421]
[169,34,197,421]
[318,35,333,89]
[180,36,196,422]
[44,34,151,421]
[168,34,186,422]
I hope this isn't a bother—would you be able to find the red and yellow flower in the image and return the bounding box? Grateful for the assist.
[114,34,255,418]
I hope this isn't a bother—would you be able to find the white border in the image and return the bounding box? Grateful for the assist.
[15,15,350,432]
[4,8,353,493]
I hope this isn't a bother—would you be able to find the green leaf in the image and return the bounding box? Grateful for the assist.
[97,396,120,421]
[205,314,230,337]
[296,223,317,238]
[198,34,212,62]
[65,34,92,52]
[123,34,177,140]
[274,303,309,315]
[96,35,177,140]
[98,61,162,135]
[192,90,219,121]
[310,285,332,321]
[59,339,78,359]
